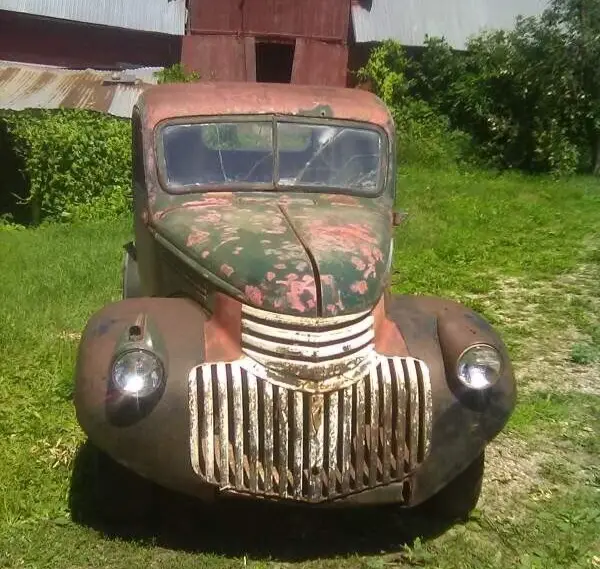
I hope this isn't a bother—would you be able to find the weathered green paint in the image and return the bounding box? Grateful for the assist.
[151,193,392,317]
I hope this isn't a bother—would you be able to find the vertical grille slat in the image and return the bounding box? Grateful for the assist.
[391,359,406,478]
[190,356,431,503]
[216,363,229,485]
[341,386,353,493]
[247,372,259,492]
[308,394,325,500]
[405,358,420,471]
[263,381,274,492]
[355,380,365,490]
[381,362,393,484]
[368,365,379,487]
[201,367,214,481]
[418,360,433,458]
[327,390,339,495]
[231,365,244,487]
[277,387,289,496]
[292,391,304,498]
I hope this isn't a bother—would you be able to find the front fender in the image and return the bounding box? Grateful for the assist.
[386,294,516,506]
[74,297,211,497]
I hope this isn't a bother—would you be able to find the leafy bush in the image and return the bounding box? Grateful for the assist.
[0,109,131,224]
[361,0,600,176]
[154,63,200,84]
[357,41,471,169]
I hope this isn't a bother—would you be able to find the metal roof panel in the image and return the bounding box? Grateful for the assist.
[351,0,549,49]
[0,62,159,118]
[0,0,186,35]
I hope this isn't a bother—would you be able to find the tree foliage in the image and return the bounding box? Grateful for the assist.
[0,109,131,224]
[154,63,201,84]
[356,41,471,169]
[360,0,600,175]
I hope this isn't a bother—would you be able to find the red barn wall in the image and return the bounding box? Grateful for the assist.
[242,0,350,41]
[181,35,254,81]
[184,0,351,86]
[0,9,181,69]
[292,40,348,86]
[188,0,350,41]
[187,0,242,34]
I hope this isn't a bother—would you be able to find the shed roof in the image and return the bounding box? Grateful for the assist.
[0,0,186,35]
[139,82,393,131]
[0,62,158,118]
[351,0,550,49]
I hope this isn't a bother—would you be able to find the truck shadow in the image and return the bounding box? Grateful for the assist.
[69,441,455,561]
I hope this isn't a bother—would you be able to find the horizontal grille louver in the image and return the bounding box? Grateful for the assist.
[241,305,375,380]
[189,357,432,503]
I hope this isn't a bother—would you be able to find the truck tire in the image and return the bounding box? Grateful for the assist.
[424,452,485,522]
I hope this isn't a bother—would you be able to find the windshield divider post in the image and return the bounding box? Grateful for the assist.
[272,115,280,190]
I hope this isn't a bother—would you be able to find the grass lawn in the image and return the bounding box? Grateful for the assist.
[0,168,599,568]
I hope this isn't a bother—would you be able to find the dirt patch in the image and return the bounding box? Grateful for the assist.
[463,258,600,396]
[479,434,545,519]
[481,431,596,520]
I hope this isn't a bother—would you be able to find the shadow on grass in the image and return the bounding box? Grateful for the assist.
[68,441,454,562]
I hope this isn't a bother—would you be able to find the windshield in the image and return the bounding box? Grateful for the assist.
[159,119,384,195]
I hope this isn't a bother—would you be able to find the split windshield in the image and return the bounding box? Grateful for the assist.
[159,119,384,195]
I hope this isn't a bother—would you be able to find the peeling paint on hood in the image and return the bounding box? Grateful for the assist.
[152,193,392,317]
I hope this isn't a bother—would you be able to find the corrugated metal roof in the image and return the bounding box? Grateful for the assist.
[351,0,550,49]
[0,0,186,35]
[0,62,161,118]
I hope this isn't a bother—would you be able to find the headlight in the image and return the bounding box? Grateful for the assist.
[456,344,502,390]
[112,349,164,397]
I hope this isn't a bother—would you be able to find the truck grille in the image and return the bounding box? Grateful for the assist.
[241,305,375,381]
[189,356,432,503]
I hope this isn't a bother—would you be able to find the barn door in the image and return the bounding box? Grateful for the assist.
[292,39,348,86]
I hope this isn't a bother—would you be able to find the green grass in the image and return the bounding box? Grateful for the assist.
[1,169,599,568]
[394,168,600,296]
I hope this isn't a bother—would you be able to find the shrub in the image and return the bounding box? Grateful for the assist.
[361,0,600,176]
[0,109,132,224]
[357,40,471,169]
[154,63,200,84]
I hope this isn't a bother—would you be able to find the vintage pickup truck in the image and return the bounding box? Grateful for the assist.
[74,81,516,521]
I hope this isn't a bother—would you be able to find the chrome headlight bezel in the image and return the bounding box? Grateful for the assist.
[111,348,165,398]
[456,343,503,391]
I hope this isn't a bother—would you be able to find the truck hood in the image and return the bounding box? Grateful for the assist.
[152,194,393,317]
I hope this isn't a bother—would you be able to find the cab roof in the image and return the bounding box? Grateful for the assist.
[137,81,394,132]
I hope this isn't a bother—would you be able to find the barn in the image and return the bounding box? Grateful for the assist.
[0,0,550,116]
[181,0,351,86]
[181,0,550,87]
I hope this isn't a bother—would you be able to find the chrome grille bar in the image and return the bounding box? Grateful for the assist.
[231,364,244,487]
[263,381,274,493]
[189,356,432,503]
[292,391,303,499]
[241,306,375,381]
[247,371,259,493]
[327,391,338,494]
[277,387,289,496]
[341,386,353,493]
[216,363,229,485]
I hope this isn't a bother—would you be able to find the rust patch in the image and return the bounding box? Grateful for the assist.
[351,281,369,295]
[245,285,264,306]
[203,293,243,362]
[273,274,318,313]
[153,196,235,221]
[140,82,393,135]
[373,296,409,357]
